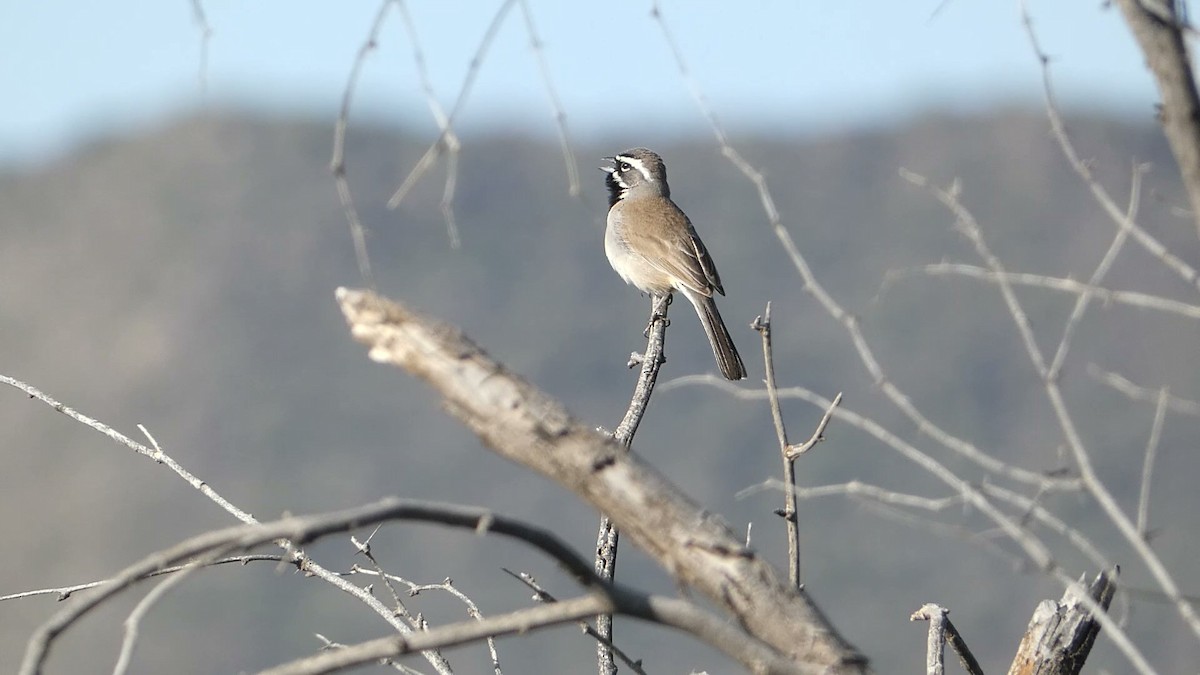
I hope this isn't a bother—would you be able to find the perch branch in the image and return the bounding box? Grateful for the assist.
[336,288,868,673]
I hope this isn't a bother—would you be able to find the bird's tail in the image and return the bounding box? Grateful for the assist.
[684,289,746,380]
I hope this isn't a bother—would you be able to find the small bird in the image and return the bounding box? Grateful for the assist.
[601,147,746,380]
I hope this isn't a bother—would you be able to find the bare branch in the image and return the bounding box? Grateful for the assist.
[752,302,843,588]
[883,263,1200,321]
[1088,364,1200,415]
[910,604,984,675]
[0,373,450,672]
[0,555,287,603]
[902,170,1200,643]
[19,499,603,675]
[352,568,501,673]
[336,288,869,672]
[260,595,611,675]
[596,292,671,674]
[1007,568,1120,675]
[258,590,819,675]
[502,569,647,675]
[188,0,213,92]
[787,393,841,461]
[667,376,1065,568]
[0,375,256,524]
[113,558,210,675]
[390,0,468,248]
[1112,0,1200,238]
[330,0,395,286]
[1136,387,1170,537]
[1045,163,1147,381]
[1019,0,1200,290]
[386,0,518,249]
[753,302,802,587]
[516,0,581,197]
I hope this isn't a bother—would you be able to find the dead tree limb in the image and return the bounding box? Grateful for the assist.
[336,287,869,673]
[1007,567,1119,675]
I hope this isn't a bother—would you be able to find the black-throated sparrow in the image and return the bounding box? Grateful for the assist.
[601,147,746,380]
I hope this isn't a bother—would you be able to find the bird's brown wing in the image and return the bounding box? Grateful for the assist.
[682,213,725,296]
[619,198,715,297]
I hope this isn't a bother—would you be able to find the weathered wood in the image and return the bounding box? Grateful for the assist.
[337,288,870,674]
[1007,568,1118,675]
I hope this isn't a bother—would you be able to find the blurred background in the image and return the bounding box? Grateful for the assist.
[3,1,1198,673]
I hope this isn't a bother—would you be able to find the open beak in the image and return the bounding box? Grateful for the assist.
[598,157,616,173]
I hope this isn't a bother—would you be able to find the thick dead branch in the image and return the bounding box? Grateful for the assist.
[1007,568,1118,675]
[336,288,869,673]
[1113,0,1200,238]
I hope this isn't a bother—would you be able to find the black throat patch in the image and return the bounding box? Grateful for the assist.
[604,171,625,208]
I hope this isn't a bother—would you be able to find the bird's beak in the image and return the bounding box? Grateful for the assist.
[598,157,615,173]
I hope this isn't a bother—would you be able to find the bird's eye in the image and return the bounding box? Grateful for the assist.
[619,162,632,172]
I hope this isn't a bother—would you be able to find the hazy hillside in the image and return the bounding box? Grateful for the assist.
[2,110,1197,673]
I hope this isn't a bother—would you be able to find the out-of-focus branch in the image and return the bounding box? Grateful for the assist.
[1,374,452,674]
[188,0,212,91]
[336,288,869,673]
[883,263,1200,321]
[904,170,1200,647]
[1113,0,1200,238]
[752,303,841,588]
[21,499,577,675]
[258,590,816,675]
[0,555,287,603]
[1020,1,1200,290]
[386,0,517,248]
[502,569,647,675]
[1088,364,1200,416]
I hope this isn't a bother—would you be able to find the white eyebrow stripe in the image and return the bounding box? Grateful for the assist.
[617,156,654,183]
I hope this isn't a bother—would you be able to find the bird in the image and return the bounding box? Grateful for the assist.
[600,147,746,380]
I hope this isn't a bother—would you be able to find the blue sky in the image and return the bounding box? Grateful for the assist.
[0,1,1155,166]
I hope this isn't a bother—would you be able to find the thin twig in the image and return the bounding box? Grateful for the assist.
[787,393,841,460]
[1088,364,1200,415]
[904,168,1200,651]
[391,0,466,248]
[596,292,671,675]
[330,0,395,287]
[113,557,212,675]
[502,569,647,675]
[516,0,580,197]
[753,303,843,587]
[257,588,815,675]
[188,0,213,93]
[19,499,606,675]
[386,0,518,249]
[739,479,962,513]
[882,263,1200,321]
[1020,0,1200,291]
[0,555,287,603]
[1136,387,1170,537]
[1,374,452,675]
[753,302,801,587]
[1046,162,1147,381]
[352,538,424,632]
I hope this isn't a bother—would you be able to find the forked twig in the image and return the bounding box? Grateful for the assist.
[753,302,841,587]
